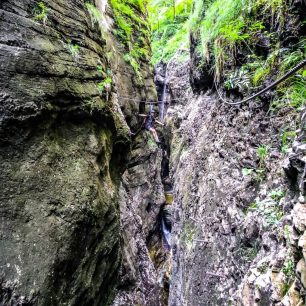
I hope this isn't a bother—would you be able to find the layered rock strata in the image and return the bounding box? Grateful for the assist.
[0,0,160,305]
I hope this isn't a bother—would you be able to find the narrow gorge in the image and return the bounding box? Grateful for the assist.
[0,0,305,306]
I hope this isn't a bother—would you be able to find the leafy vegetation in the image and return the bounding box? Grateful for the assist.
[149,0,192,64]
[242,145,269,181]
[242,168,254,176]
[247,190,285,227]
[269,189,285,201]
[281,255,295,296]
[148,0,305,114]
[85,2,102,24]
[242,167,265,182]
[67,41,80,58]
[33,1,48,24]
[110,0,150,79]
[240,244,259,262]
[256,145,269,168]
[97,77,112,93]
[97,68,113,94]
[188,0,290,81]
[281,130,297,153]
[85,1,105,36]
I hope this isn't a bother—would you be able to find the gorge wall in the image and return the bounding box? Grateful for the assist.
[0,0,164,305]
[1,0,305,305]
[164,57,305,306]
[161,3,306,302]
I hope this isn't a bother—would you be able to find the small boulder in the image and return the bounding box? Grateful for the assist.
[296,258,306,289]
[292,203,306,232]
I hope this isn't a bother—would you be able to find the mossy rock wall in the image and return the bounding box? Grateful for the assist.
[0,0,156,305]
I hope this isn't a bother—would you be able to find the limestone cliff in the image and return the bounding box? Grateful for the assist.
[0,1,161,305]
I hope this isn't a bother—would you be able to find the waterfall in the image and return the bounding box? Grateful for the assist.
[161,217,171,250]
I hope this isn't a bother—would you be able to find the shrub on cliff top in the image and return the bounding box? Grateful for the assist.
[149,0,192,64]
[110,0,150,79]
[189,0,292,82]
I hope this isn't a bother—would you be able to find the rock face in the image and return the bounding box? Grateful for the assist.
[112,136,165,306]
[0,0,161,305]
[1,122,123,306]
[3,0,304,305]
[164,54,306,305]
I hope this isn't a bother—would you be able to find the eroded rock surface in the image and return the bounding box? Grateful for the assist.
[0,0,160,305]
[164,55,306,305]
[113,134,165,306]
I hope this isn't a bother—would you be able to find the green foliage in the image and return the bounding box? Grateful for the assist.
[273,74,306,110]
[284,224,290,242]
[257,261,269,273]
[67,41,80,58]
[260,41,306,111]
[282,257,295,278]
[97,65,105,77]
[269,189,285,201]
[281,282,291,297]
[189,0,213,31]
[123,53,141,80]
[224,67,252,91]
[255,0,286,29]
[33,1,48,24]
[85,1,104,37]
[240,245,259,262]
[242,168,254,176]
[198,0,247,43]
[110,0,150,79]
[85,2,102,23]
[256,145,269,168]
[97,77,112,93]
[253,66,271,86]
[281,255,295,296]
[149,0,192,64]
[247,192,284,227]
[280,49,304,74]
[220,20,250,42]
[248,202,257,210]
[187,0,296,84]
[97,69,112,93]
[111,0,148,43]
[195,0,252,77]
[150,0,304,112]
[281,130,296,153]
[242,167,266,182]
[225,52,275,90]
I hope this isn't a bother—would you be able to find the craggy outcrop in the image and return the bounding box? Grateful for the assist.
[163,53,305,305]
[0,0,160,305]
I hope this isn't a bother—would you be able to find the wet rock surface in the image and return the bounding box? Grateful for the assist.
[2,1,305,306]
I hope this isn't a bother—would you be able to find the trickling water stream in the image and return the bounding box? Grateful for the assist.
[161,217,171,249]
